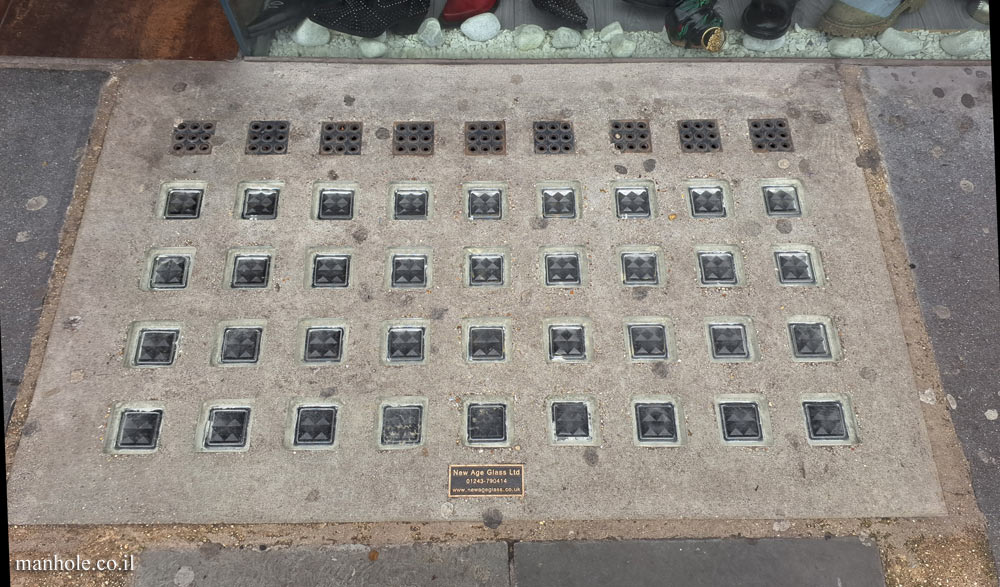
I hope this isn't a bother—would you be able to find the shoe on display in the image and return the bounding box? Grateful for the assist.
[531,0,589,28]
[742,0,798,40]
[966,0,989,24]
[441,0,499,25]
[621,0,672,6]
[663,0,725,51]
[818,0,926,37]
[311,0,432,38]
[247,0,316,37]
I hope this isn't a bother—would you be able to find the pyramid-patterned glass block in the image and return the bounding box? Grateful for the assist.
[615,187,651,219]
[775,251,815,284]
[621,252,658,285]
[294,407,337,446]
[150,255,190,289]
[387,327,424,362]
[391,255,427,288]
[205,408,250,447]
[304,327,343,363]
[689,186,726,217]
[698,252,737,285]
[763,185,801,216]
[628,324,668,360]
[135,329,178,366]
[709,324,750,359]
[318,189,354,220]
[394,189,428,219]
[241,188,279,219]
[549,325,586,361]
[720,403,763,441]
[545,253,581,286]
[469,254,503,286]
[232,255,270,288]
[467,403,507,443]
[116,410,163,449]
[634,403,677,442]
[803,402,849,440]
[789,323,832,359]
[541,188,576,218]
[468,188,502,220]
[468,326,505,362]
[220,327,262,364]
[381,405,423,445]
[312,255,350,288]
[164,188,203,219]
[552,402,590,438]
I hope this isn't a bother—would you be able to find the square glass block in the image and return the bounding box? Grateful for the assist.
[615,187,651,218]
[698,252,737,285]
[205,407,250,447]
[150,255,190,289]
[803,401,849,440]
[634,403,677,442]
[774,251,815,284]
[467,403,507,443]
[763,185,801,216]
[719,403,763,441]
[621,252,658,285]
[231,255,271,288]
[709,324,750,359]
[134,329,179,366]
[549,325,586,361]
[468,188,502,220]
[116,410,163,449]
[295,406,337,446]
[381,405,423,445]
[468,326,505,361]
[391,255,427,288]
[628,324,668,360]
[552,402,590,438]
[220,327,262,364]
[545,253,581,285]
[387,327,424,362]
[394,189,428,219]
[241,188,279,219]
[541,188,577,218]
[788,323,832,359]
[164,188,203,219]
[469,254,504,286]
[689,186,726,217]
[304,327,343,363]
[318,189,354,220]
[312,255,350,288]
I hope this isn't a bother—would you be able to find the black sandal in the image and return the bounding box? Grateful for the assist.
[531,0,588,28]
[310,0,431,38]
[742,0,798,40]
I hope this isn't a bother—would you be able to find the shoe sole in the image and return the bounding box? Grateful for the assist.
[818,0,925,38]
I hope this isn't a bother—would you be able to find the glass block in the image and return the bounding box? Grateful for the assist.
[391,255,427,288]
[304,327,343,363]
[789,323,832,359]
[720,403,762,441]
[387,327,424,362]
[698,252,737,285]
[467,403,507,443]
[135,329,178,366]
[205,407,250,447]
[621,252,658,285]
[295,407,337,445]
[552,402,590,438]
[635,403,677,442]
[709,324,749,359]
[549,325,586,361]
[615,187,651,219]
[628,324,667,360]
[469,254,503,286]
[468,188,502,220]
[394,189,428,219]
[241,187,279,219]
[545,253,581,286]
[116,410,163,449]
[763,185,801,216]
[312,255,350,288]
[231,255,270,288]
[775,251,815,284]
[164,188,203,219]
[318,189,354,220]
[220,327,262,364]
[468,326,505,361]
[150,255,190,289]
[803,402,849,440]
[381,405,423,445]
[689,186,726,217]
[541,188,576,218]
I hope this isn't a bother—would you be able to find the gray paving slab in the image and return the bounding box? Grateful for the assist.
[0,68,108,429]
[514,538,884,587]
[134,542,509,587]
[7,61,944,524]
[861,64,999,564]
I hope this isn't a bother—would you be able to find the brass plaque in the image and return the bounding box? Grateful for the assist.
[448,464,524,498]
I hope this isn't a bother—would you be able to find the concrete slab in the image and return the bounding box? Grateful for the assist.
[134,542,509,587]
[7,61,944,524]
[0,68,108,428]
[860,64,999,564]
[514,538,885,587]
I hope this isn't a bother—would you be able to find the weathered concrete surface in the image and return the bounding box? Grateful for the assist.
[0,68,108,428]
[134,542,509,587]
[514,538,885,587]
[861,64,999,565]
[6,61,944,524]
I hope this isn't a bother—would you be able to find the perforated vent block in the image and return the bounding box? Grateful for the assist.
[465,121,505,155]
[749,118,793,152]
[533,121,575,154]
[320,121,362,155]
[677,120,721,152]
[171,121,214,155]
[245,121,289,155]
[610,120,651,152]
[393,122,434,155]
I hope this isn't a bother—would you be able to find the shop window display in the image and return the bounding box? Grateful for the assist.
[219,0,990,59]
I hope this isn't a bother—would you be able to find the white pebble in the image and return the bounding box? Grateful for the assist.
[460,13,501,42]
[292,19,331,47]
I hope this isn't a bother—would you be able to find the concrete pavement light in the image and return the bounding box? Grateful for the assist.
[6,61,945,525]
[861,65,999,565]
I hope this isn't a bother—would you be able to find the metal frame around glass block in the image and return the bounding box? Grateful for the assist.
[148,252,192,290]
[620,251,660,286]
[761,180,804,217]
[311,254,350,288]
[238,184,281,220]
[774,248,821,285]
[464,182,505,220]
[548,398,598,445]
[627,323,669,361]
[313,182,357,220]
[696,248,740,286]
[536,181,581,219]
[801,394,858,446]
[134,328,179,366]
[115,409,163,450]
[546,322,589,362]
[706,320,754,362]
[303,327,344,363]
[216,323,264,365]
[787,320,836,360]
[202,406,252,450]
[542,248,586,287]
[294,405,338,446]
[231,254,271,289]
[634,402,678,443]
[613,181,655,219]
[378,401,426,448]
[383,322,427,365]
[467,325,506,362]
[465,402,509,446]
